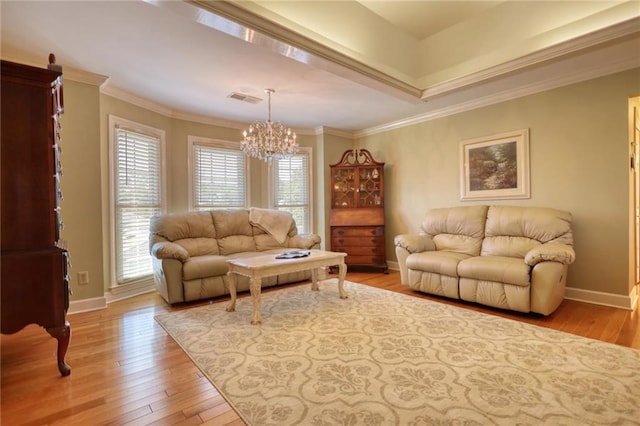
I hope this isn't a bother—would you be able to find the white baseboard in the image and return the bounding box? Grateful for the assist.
[67,296,107,315]
[106,278,157,304]
[559,286,636,310]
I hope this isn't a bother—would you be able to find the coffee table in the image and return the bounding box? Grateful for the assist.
[224,249,347,324]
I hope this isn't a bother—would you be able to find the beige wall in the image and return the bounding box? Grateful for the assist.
[358,68,640,298]
[61,87,326,298]
[61,68,639,305]
[59,81,103,300]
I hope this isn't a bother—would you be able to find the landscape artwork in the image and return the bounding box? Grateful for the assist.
[468,141,518,191]
[460,129,530,200]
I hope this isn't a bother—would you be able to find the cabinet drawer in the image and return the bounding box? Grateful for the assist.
[332,245,384,256]
[332,236,384,247]
[345,255,385,265]
[331,226,383,237]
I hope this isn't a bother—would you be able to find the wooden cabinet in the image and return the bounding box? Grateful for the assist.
[1,58,71,376]
[330,149,387,272]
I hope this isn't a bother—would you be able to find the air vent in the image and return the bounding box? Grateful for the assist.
[228,92,263,104]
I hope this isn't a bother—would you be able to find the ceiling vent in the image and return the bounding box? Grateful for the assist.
[228,92,263,104]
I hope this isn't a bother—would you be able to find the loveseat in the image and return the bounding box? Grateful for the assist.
[149,208,321,304]
[394,205,575,315]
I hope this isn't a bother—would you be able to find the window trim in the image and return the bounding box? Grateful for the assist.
[268,147,314,233]
[108,115,167,288]
[187,136,250,211]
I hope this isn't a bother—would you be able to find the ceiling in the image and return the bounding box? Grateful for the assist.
[1,1,639,135]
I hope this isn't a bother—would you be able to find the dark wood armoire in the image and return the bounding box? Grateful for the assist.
[1,57,71,376]
[330,149,388,273]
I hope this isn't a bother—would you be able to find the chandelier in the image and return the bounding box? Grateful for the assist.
[240,89,298,161]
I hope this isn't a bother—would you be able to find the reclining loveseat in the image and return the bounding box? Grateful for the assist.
[394,205,575,315]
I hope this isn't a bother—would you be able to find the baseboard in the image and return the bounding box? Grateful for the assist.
[563,286,636,310]
[67,296,107,315]
[106,278,157,304]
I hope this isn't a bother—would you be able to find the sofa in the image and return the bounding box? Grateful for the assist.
[149,208,321,304]
[394,205,575,315]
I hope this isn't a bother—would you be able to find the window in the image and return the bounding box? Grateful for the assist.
[269,148,313,234]
[109,116,165,285]
[188,137,249,211]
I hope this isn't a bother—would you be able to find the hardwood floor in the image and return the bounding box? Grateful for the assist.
[2,270,639,425]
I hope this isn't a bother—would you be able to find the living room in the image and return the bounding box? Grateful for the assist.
[2,1,640,424]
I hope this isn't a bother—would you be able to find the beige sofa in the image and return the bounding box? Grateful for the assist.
[394,205,575,315]
[149,208,321,304]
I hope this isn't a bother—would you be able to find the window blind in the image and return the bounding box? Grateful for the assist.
[273,152,310,234]
[193,143,246,210]
[114,127,162,284]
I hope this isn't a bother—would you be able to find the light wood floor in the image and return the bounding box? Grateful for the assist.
[2,270,639,425]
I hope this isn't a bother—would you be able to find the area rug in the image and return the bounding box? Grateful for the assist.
[155,280,640,425]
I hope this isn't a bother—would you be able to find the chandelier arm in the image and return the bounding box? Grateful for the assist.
[240,88,298,162]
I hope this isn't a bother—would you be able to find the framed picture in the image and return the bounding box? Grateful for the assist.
[460,129,530,201]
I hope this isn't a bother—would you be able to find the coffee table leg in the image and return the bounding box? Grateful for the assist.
[249,277,262,325]
[311,268,319,291]
[338,262,348,299]
[225,271,237,312]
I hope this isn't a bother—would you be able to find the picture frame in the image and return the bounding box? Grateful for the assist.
[460,128,530,201]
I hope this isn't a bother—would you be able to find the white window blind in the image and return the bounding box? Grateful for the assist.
[271,149,311,234]
[114,125,163,284]
[192,141,247,210]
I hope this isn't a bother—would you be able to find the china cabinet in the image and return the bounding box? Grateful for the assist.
[1,57,71,376]
[330,149,387,272]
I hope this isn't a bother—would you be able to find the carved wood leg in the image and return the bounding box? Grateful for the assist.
[225,271,237,312]
[311,268,319,291]
[337,262,348,299]
[249,277,262,325]
[46,321,71,376]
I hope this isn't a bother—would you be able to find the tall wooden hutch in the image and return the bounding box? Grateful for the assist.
[330,149,387,272]
[1,56,71,376]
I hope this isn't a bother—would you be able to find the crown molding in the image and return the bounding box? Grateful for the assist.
[0,54,109,87]
[315,126,356,139]
[356,52,640,138]
[64,68,109,87]
[101,85,174,117]
[420,17,640,101]
[101,83,317,134]
[189,0,422,101]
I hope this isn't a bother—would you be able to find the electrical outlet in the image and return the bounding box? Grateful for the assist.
[78,271,89,285]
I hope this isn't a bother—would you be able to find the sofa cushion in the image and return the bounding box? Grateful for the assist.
[458,256,530,287]
[421,205,488,256]
[150,211,219,256]
[481,236,540,259]
[212,210,257,255]
[175,238,220,257]
[482,206,573,257]
[183,255,228,281]
[406,251,471,277]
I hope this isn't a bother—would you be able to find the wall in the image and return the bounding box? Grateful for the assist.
[357,68,640,302]
[59,89,327,302]
[61,68,639,307]
[59,80,103,301]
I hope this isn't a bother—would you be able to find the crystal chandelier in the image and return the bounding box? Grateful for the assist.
[240,89,298,161]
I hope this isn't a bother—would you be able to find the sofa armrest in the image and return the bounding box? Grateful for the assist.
[289,233,321,250]
[151,242,190,262]
[394,234,435,254]
[525,243,575,266]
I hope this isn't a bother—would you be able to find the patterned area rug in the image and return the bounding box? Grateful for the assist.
[155,280,640,425]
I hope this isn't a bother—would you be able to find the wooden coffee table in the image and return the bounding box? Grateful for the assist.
[224,249,347,324]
